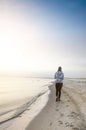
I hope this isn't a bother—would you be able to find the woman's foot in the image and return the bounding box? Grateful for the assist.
[58,98,60,101]
[56,97,61,102]
[56,97,58,102]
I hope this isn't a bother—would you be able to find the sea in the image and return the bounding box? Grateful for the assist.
[0,75,53,124]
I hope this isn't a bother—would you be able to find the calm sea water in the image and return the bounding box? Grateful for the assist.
[0,76,53,123]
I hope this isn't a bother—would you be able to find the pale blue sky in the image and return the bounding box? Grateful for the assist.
[0,0,86,77]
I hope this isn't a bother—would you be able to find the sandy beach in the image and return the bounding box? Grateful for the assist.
[0,80,86,130]
[26,83,86,130]
[0,0,86,129]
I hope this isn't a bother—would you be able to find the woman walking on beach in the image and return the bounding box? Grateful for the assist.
[54,66,64,101]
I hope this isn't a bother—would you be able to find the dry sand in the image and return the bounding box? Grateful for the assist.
[26,84,86,130]
[0,82,86,130]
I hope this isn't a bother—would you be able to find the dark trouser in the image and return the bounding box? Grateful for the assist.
[55,83,63,99]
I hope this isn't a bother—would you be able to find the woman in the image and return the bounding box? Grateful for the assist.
[54,66,64,101]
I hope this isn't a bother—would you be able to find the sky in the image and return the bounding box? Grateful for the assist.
[0,0,86,77]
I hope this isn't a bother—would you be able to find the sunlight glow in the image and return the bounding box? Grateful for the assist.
[0,0,86,77]
[0,7,56,73]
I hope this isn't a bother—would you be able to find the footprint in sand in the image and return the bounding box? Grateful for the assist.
[56,109,59,111]
[66,105,69,107]
[26,108,30,110]
[67,100,70,102]
[58,120,63,125]
[18,115,22,117]
[65,122,74,127]
[67,112,80,120]
[73,128,81,130]
[49,122,52,126]
[60,113,64,117]
[65,122,70,127]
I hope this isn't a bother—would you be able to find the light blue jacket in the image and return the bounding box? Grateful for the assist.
[54,71,64,83]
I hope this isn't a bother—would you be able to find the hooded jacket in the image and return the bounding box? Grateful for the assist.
[54,71,64,83]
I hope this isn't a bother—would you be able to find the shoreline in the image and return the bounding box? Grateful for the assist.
[26,83,86,130]
[0,80,86,130]
[0,85,50,130]
[25,84,56,130]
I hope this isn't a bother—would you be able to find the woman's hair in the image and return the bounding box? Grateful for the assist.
[58,66,62,71]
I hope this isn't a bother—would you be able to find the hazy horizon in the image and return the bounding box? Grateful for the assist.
[0,0,86,78]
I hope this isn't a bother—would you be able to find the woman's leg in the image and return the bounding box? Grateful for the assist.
[55,83,59,97]
[55,83,59,101]
[58,83,63,100]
